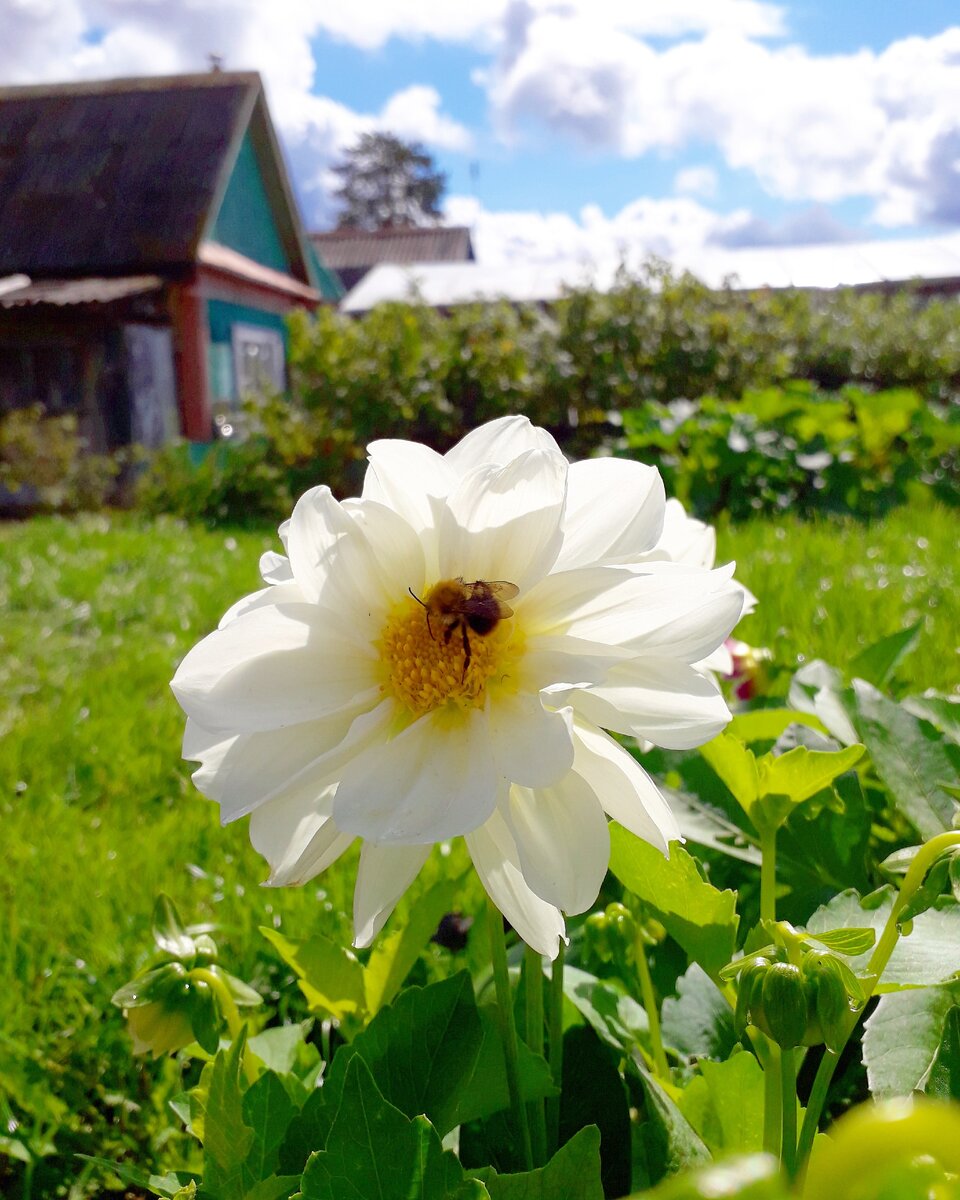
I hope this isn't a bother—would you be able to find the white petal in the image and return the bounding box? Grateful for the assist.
[554,458,665,570]
[249,785,352,885]
[353,841,432,947]
[443,415,560,474]
[218,581,303,629]
[286,485,354,605]
[439,450,567,592]
[488,694,574,787]
[518,566,637,637]
[183,707,359,822]
[333,706,498,843]
[340,498,426,603]
[519,633,630,693]
[260,551,294,584]
[466,806,565,958]
[572,720,680,854]
[504,774,610,914]
[362,439,454,533]
[570,658,732,749]
[171,603,379,733]
[649,498,716,567]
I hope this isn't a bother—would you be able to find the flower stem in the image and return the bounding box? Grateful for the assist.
[634,933,670,1080]
[763,1040,782,1158]
[486,901,534,1171]
[546,938,565,1158]
[759,825,778,924]
[524,945,548,1166]
[191,966,257,1084]
[795,830,960,1175]
[780,1046,797,1178]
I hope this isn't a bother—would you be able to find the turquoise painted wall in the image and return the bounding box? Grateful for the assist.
[211,132,291,273]
[207,299,288,404]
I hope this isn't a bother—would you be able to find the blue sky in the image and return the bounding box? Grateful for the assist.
[5,1,960,265]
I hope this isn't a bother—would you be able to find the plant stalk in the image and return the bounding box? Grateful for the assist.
[780,1046,798,1178]
[763,1040,782,1158]
[486,901,534,1171]
[759,825,778,924]
[191,966,257,1084]
[523,945,548,1166]
[546,937,565,1157]
[634,933,670,1080]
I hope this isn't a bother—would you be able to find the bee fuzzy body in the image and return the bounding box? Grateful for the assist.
[410,577,519,678]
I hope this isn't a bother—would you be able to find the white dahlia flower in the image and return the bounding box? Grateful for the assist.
[172,417,744,957]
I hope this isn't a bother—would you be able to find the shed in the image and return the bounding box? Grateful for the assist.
[0,71,339,450]
[312,225,474,292]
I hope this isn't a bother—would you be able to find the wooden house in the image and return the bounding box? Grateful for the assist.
[0,71,340,450]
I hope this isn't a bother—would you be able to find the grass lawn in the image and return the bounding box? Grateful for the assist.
[1,502,958,1194]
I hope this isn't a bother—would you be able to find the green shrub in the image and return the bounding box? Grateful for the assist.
[0,404,118,514]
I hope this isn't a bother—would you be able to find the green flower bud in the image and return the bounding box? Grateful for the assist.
[802,952,849,1052]
[113,963,196,1058]
[756,962,808,1048]
[734,957,773,1038]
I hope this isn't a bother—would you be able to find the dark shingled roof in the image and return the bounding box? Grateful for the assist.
[0,73,258,278]
[311,226,474,291]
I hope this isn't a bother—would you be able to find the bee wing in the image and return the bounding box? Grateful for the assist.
[488,581,520,601]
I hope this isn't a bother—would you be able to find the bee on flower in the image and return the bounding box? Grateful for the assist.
[171,417,746,957]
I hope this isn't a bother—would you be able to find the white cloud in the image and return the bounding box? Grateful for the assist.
[380,85,473,152]
[487,19,960,226]
[674,165,718,198]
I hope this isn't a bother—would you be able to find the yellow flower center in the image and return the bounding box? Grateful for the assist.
[379,584,519,716]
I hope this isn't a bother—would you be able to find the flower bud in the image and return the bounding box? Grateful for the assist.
[755,962,809,1048]
[802,952,849,1052]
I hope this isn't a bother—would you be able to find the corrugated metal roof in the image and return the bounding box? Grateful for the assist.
[0,274,163,307]
[342,231,960,311]
[198,241,320,302]
[312,226,474,269]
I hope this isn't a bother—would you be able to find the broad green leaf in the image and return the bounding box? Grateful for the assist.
[757,743,864,806]
[240,1070,297,1194]
[846,681,960,838]
[629,1053,711,1178]
[661,965,736,1062]
[472,1126,604,1199]
[787,659,859,746]
[200,1033,254,1199]
[327,972,484,1137]
[242,1179,301,1200]
[78,1158,195,1199]
[928,1006,960,1100]
[559,1027,631,1198]
[776,768,873,898]
[807,927,876,956]
[260,927,366,1023]
[902,694,960,747]
[698,734,760,814]
[728,709,827,744]
[450,1005,556,1129]
[609,827,738,980]
[863,985,960,1098]
[363,878,459,1016]
[152,894,194,960]
[807,889,960,992]
[848,621,922,688]
[247,1024,313,1076]
[299,1056,486,1200]
[677,1052,766,1157]
[562,966,649,1053]
[661,784,761,866]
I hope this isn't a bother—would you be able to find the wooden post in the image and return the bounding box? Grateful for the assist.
[171,281,212,440]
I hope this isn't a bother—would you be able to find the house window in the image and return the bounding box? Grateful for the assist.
[231,323,285,401]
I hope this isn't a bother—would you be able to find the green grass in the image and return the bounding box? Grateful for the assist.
[0,504,958,1195]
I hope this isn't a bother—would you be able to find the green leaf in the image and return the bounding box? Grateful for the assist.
[757,742,864,807]
[677,1052,766,1157]
[863,985,960,1098]
[660,784,760,866]
[184,976,221,1056]
[629,1154,786,1199]
[259,927,366,1023]
[928,1006,960,1100]
[562,966,649,1053]
[363,878,459,1016]
[240,1070,297,1194]
[327,972,484,1137]
[152,894,195,960]
[629,1053,711,1179]
[199,1033,254,1199]
[806,927,876,956]
[698,734,760,815]
[846,681,960,838]
[559,1028,630,1198]
[247,1024,313,1076]
[902,694,960,747]
[849,621,922,688]
[807,889,960,992]
[299,1057,486,1200]
[609,827,739,981]
[472,1126,604,1199]
[728,709,827,744]
[78,1157,196,1199]
[661,965,737,1062]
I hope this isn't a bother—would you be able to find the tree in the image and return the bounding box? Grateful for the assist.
[331,132,446,230]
